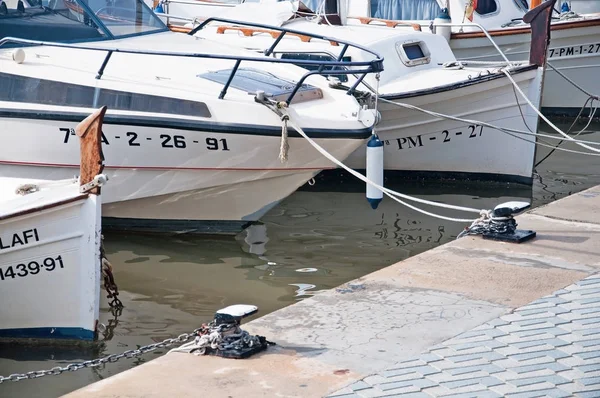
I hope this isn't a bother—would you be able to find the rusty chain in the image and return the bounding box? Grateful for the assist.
[100,236,123,309]
[0,330,200,384]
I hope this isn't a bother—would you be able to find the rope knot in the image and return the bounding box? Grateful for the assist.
[279,112,289,163]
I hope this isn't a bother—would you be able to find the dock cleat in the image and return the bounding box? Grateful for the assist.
[168,304,273,359]
[458,201,536,243]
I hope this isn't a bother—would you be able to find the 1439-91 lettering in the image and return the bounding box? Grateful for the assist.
[61,128,230,151]
[0,255,64,281]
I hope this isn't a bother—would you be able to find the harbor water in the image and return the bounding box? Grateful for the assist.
[1,119,599,398]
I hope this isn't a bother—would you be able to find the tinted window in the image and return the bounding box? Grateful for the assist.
[404,44,425,60]
[476,0,498,15]
[513,0,528,12]
[47,0,165,38]
[280,53,350,83]
[0,72,211,118]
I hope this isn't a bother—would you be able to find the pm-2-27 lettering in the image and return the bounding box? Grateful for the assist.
[392,124,484,150]
[60,128,230,151]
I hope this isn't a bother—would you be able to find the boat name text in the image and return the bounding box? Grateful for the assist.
[387,124,484,150]
[60,127,230,151]
[0,255,64,281]
[0,228,40,250]
[549,43,600,58]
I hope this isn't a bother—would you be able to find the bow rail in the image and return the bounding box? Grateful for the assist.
[0,24,384,104]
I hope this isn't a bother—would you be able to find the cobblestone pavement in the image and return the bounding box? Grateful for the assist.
[328,274,600,398]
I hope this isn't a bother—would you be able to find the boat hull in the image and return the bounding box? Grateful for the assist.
[451,20,600,116]
[344,68,541,184]
[0,184,101,341]
[0,107,367,234]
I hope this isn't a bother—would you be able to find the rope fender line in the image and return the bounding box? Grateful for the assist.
[257,100,486,223]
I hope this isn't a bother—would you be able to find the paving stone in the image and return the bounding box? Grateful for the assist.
[506,374,571,388]
[557,355,591,368]
[452,340,506,352]
[355,388,388,398]
[577,364,600,375]
[349,381,373,392]
[380,370,420,379]
[573,308,600,316]
[363,375,387,386]
[377,378,436,392]
[444,351,504,364]
[375,373,435,384]
[569,287,600,296]
[574,297,600,306]
[486,318,511,327]
[573,318,600,326]
[577,339,600,348]
[579,328,600,337]
[377,393,432,398]
[575,351,600,360]
[578,377,600,387]
[439,390,502,398]
[513,327,571,339]
[576,279,600,287]
[427,371,491,384]
[420,353,443,364]
[455,328,507,340]
[509,349,570,362]
[514,338,571,349]
[445,364,504,376]
[515,307,571,318]
[442,376,504,390]
[511,361,570,375]
[382,365,440,378]
[506,387,572,397]
[574,390,600,398]
[329,274,600,398]
[328,389,360,398]
[389,358,427,368]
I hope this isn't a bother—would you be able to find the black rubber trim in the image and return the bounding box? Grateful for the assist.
[0,109,373,139]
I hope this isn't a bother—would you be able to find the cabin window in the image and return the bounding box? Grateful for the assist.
[279,53,351,83]
[0,73,211,118]
[198,67,324,103]
[475,0,499,15]
[396,41,430,67]
[370,0,441,21]
[513,0,529,12]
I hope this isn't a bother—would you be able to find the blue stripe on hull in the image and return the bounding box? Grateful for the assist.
[0,327,96,340]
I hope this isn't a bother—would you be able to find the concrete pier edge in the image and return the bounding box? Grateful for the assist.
[64,185,600,398]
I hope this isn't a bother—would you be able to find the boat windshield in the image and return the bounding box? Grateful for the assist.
[47,0,166,38]
[0,0,166,43]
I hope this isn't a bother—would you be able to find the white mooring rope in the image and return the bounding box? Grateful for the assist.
[275,105,484,223]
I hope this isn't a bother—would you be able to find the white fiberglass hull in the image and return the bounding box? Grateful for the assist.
[0,106,367,233]
[345,67,541,184]
[451,20,600,115]
[0,178,101,340]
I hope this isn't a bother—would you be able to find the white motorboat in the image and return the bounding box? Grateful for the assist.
[161,0,600,117]
[0,107,107,341]
[345,0,600,117]
[168,1,554,184]
[0,0,380,234]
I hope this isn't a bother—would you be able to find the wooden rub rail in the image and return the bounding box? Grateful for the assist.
[347,16,422,31]
[215,26,340,46]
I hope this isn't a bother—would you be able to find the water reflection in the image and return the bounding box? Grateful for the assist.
[1,122,599,398]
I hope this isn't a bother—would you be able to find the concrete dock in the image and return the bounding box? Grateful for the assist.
[65,185,600,398]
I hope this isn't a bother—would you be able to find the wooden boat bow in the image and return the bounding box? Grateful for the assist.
[524,0,557,66]
[76,106,106,195]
